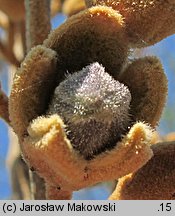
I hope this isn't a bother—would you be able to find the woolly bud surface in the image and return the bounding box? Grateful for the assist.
[48,63,131,159]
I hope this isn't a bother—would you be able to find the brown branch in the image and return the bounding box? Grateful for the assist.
[0,83,10,124]
[24,0,51,200]
[25,0,51,51]
[0,40,20,67]
[0,0,25,22]
[7,21,15,51]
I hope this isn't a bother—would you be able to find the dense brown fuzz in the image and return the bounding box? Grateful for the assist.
[10,6,129,140]
[118,56,168,127]
[22,116,153,191]
[8,6,134,158]
[8,0,171,200]
[24,115,87,190]
[87,0,175,47]
[62,0,86,17]
[86,122,153,185]
[0,86,10,124]
[109,141,175,200]
[44,6,129,77]
[9,45,58,138]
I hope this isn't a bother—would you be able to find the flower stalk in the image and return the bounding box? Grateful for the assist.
[24,0,51,199]
[25,0,51,51]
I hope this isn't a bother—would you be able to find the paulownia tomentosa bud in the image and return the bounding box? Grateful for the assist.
[48,62,131,159]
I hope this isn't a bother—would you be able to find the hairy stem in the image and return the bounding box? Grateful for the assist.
[25,0,51,51]
[25,0,51,199]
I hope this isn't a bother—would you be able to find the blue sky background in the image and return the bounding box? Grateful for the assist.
[0,13,175,199]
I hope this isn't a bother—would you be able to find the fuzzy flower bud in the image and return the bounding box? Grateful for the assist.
[48,62,131,159]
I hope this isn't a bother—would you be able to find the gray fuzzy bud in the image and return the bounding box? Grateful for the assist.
[48,62,131,159]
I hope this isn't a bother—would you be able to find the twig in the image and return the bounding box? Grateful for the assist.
[0,40,20,67]
[7,21,15,52]
[24,0,51,199]
[25,0,51,51]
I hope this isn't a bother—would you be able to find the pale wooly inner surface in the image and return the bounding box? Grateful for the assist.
[48,62,131,159]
